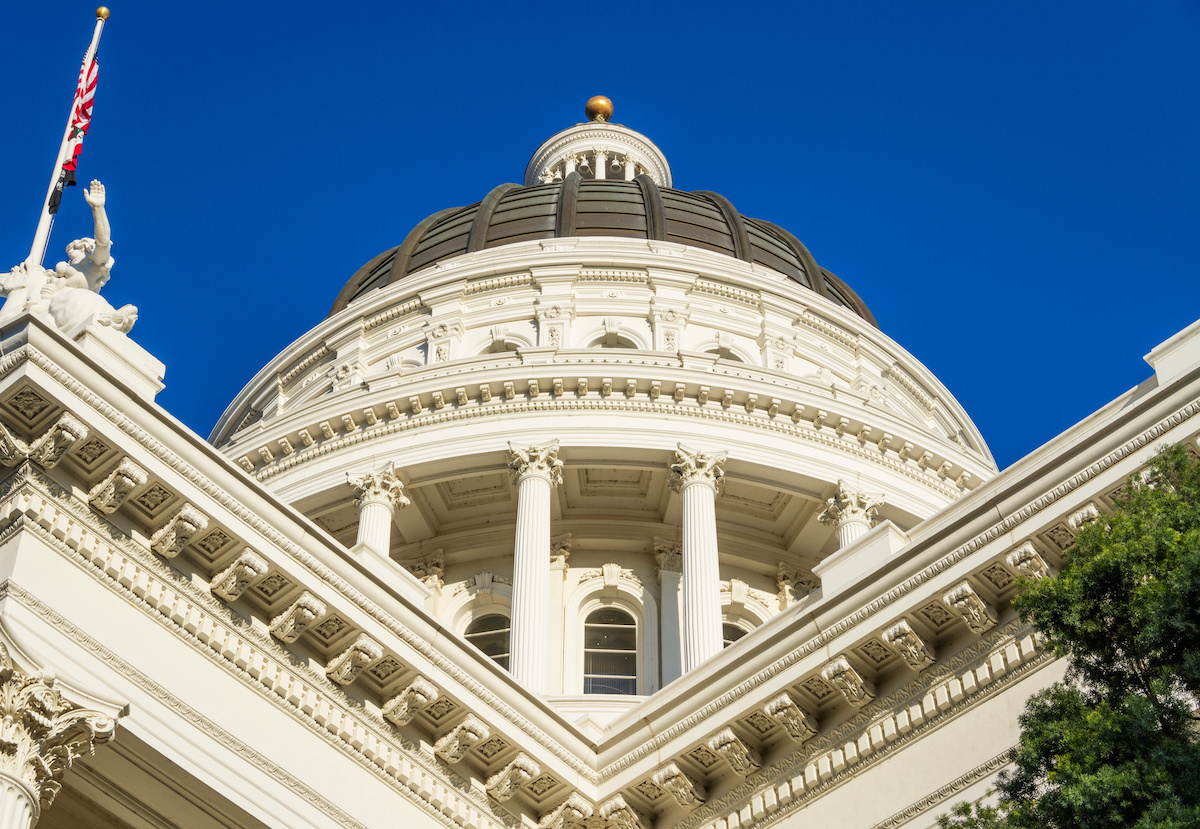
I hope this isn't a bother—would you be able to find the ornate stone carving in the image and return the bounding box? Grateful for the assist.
[210,548,269,601]
[539,793,593,829]
[817,480,883,536]
[599,795,644,829]
[776,563,818,610]
[882,619,937,670]
[1006,541,1055,580]
[347,463,409,511]
[2,181,138,338]
[0,644,118,811]
[28,415,88,469]
[433,714,489,763]
[652,762,706,806]
[551,533,572,566]
[507,441,564,485]
[653,537,681,574]
[821,656,876,707]
[763,692,818,743]
[407,550,445,588]
[87,458,147,514]
[668,444,726,494]
[382,676,440,726]
[149,503,209,558]
[269,592,327,643]
[325,634,383,686]
[707,727,761,774]
[486,752,540,801]
[0,413,88,469]
[1067,501,1101,531]
[943,581,999,634]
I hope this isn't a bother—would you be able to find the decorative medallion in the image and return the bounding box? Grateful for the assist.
[981,563,1015,591]
[687,745,721,768]
[475,736,509,760]
[743,710,776,735]
[313,616,349,641]
[858,638,893,665]
[9,388,49,421]
[424,698,458,721]
[193,528,234,559]
[74,438,108,465]
[368,656,403,682]
[134,484,172,512]
[919,601,954,627]
[799,675,835,700]
[253,572,291,599]
[526,773,559,798]
[633,780,664,801]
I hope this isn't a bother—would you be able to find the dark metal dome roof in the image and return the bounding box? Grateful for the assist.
[329,174,876,326]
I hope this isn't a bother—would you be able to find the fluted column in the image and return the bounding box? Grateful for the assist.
[507,441,563,693]
[0,644,118,829]
[654,538,683,685]
[669,444,726,673]
[347,463,409,556]
[817,479,884,548]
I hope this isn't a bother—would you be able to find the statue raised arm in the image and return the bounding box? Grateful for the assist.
[0,180,137,338]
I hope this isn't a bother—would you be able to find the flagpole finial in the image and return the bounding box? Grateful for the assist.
[96,7,110,19]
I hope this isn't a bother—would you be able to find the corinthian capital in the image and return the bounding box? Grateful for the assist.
[507,441,563,486]
[347,462,409,511]
[0,644,118,811]
[817,479,883,527]
[668,444,726,494]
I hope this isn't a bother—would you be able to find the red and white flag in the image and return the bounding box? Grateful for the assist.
[49,54,99,214]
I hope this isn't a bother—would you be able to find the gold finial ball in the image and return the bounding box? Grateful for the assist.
[96,6,110,19]
[585,95,614,123]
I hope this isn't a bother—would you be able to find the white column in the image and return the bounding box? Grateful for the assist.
[0,775,36,829]
[669,444,726,673]
[347,463,409,556]
[817,479,884,548]
[0,653,118,829]
[507,441,563,693]
[594,149,607,180]
[654,538,683,685]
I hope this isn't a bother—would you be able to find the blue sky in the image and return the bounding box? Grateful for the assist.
[1,3,1197,470]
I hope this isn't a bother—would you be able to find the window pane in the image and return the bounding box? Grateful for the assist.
[723,623,748,648]
[466,614,510,669]
[585,650,636,675]
[583,607,637,695]
[584,625,637,650]
[587,608,635,626]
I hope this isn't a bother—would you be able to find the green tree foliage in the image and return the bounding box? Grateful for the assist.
[939,444,1200,829]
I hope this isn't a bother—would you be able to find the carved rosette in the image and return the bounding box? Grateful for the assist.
[210,549,269,601]
[486,752,540,801]
[882,620,937,670]
[943,582,999,634]
[268,592,327,644]
[707,727,761,774]
[652,762,706,806]
[150,504,209,559]
[539,792,593,829]
[0,646,118,813]
[507,441,564,486]
[87,459,147,514]
[668,444,726,495]
[347,463,409,511]
[382,676,440,726]
[763,693,818,743]
[821,656,876,708]
[433,714,489,763]
[817,480,883,545]
[1006,542,1055,581]
[325,634,383,686]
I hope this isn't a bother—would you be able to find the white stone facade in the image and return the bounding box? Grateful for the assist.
[0,107,1196,829]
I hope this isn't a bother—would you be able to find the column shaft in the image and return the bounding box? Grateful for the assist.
[0,775,35,829]
[680,480,723,671]
[510,472,552,692]
[356,497,395,555]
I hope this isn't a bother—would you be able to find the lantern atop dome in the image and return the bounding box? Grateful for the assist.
[523,96,673,188]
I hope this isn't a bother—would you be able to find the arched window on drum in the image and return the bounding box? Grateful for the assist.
[583,608,638,694]
[465,614,510,670]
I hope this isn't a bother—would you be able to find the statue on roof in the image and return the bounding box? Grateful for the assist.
[0,180,137,339]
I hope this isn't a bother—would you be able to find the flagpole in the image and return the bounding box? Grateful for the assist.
[27,7,110,268]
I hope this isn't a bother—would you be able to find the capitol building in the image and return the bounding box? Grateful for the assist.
[0,96,1197,829]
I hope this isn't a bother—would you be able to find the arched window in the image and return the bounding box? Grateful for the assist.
[723,623,749,648]
[465,615,510,669]
[583,608,637,694]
